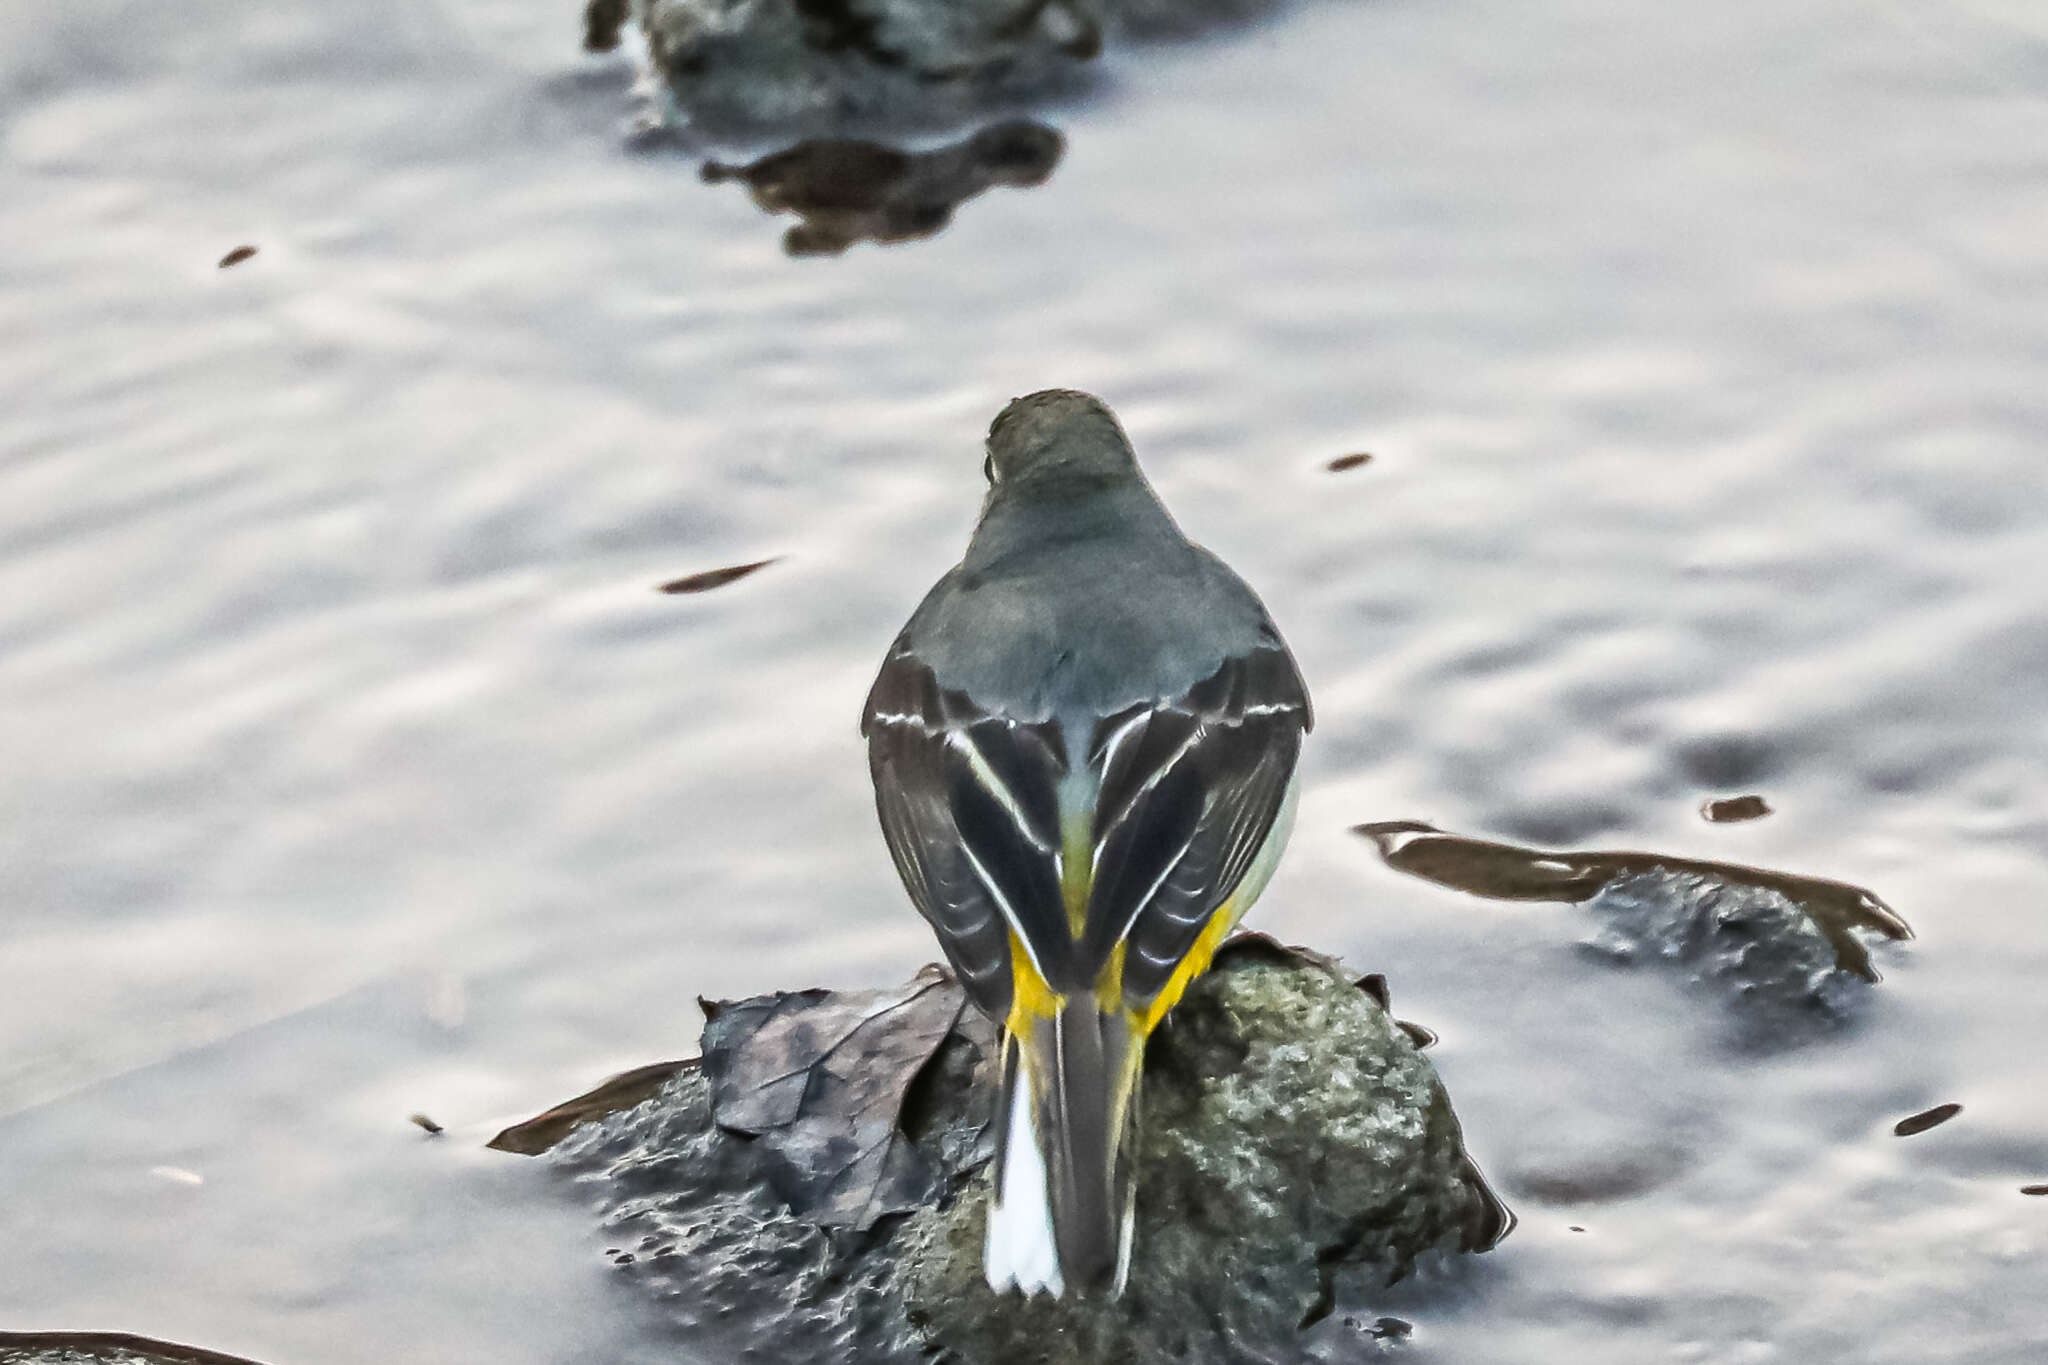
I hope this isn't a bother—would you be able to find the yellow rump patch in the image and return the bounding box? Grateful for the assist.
[1004,933,1065,1038]
[1137,894,1241,1036]
[1093,939,1127,1012]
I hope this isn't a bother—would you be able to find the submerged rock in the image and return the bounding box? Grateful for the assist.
[540,938,1508,1364]
[1578,869,1869,1047]
[1355,821,1913,1048]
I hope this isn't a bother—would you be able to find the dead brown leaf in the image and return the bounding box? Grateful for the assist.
[487,1059,698,1156]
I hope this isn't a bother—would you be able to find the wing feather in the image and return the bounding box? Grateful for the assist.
[864,647,1074,1011]
[865,633,1310,1015]
[1083,642,1311,1004]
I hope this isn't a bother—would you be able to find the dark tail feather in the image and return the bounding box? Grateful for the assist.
[985,1006,1142,1298]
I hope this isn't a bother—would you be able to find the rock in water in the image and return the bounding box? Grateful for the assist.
[1578,869,1871,1049]
[545,939,1508,1364]
[623,0,1288,129]
[638,0,1101,127]
[0,1335,272,1365]
[1353,821,1912,1049]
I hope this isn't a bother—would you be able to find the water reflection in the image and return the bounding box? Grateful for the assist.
[1353,820,1911,982]
[701,121,1064,255]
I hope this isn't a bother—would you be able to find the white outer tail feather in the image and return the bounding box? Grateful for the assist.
[985,1062,1066,1297]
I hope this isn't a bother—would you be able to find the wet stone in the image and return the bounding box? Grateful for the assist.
[547,940,1506,1363]
[0,1336,270,1365]
[633,0,1284,129]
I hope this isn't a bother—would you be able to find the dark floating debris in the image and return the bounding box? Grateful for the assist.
[1892,1103,1962,1138]
[0,1332,272,1365]
[216,245,258,269]
[488,1058,697,1155]
[703,121,1063,256]
[1368,1316,1414,1342]
[519,938,1509,1363]
[408,1112,444,1135]
[2021,1184,2048,1196]
[1354,821,1911,1047]
[1326,452,1373,472]
[656,557,780,594]
[1568,1225,1586,1233]
[1701,794,1772,823]
[583,0,630,52]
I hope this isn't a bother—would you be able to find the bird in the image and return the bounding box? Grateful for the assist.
[861,390,1312,1298]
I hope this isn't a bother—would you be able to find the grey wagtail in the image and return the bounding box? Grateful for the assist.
[862,390,1311,1298]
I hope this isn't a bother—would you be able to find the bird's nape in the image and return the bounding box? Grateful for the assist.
[984,389,1141,488]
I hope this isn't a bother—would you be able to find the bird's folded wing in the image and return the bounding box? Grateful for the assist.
[864,634,1310,1013]
[863,645,1062,1017]
[1082,640,1310,1003]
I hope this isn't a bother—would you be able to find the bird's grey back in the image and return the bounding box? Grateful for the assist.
[900,481,1283,722]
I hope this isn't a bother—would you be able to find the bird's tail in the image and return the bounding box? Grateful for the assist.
[984,1003,1143,1299]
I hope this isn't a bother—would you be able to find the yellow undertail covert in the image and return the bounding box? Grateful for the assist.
[1000,893,1242,1042]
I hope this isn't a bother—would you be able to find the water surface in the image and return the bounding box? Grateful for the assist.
[3,0,2047,1360]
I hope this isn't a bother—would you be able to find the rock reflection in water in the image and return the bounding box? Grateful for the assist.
[529,938,1508,1364]
[701,121,1064,255]
[582,0,630,52]
[1355,821,1913,1047]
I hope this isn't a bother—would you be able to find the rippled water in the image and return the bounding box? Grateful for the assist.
[4,0,2046,1360]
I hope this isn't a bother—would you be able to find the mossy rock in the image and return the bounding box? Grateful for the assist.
[543,939,1508,1364]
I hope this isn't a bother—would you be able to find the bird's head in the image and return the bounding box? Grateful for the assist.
[983,389,1139,492]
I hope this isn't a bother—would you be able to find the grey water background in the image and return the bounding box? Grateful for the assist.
[3,0,2047,1360]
